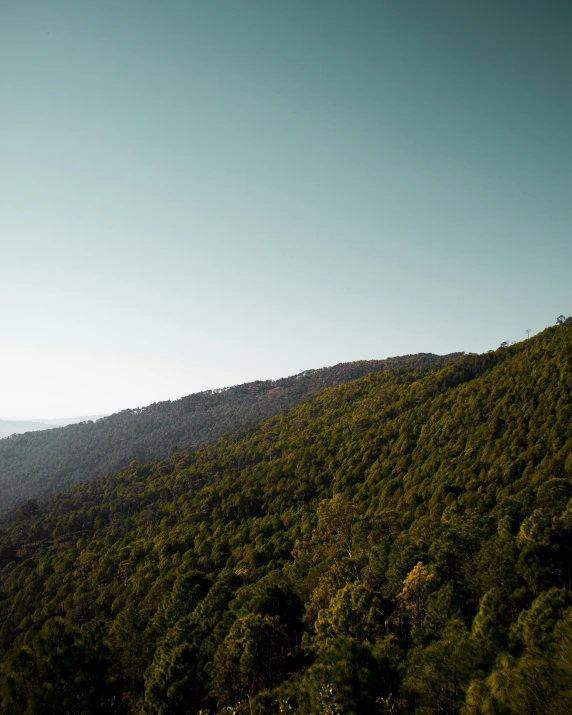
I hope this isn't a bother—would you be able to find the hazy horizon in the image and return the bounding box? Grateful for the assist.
[0,415,106,422]
[0,351,467,421]
[0,414,108,439]
[2,0,570,419]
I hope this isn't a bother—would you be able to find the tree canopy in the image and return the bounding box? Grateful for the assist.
[0,321,571,712]
[0,354,460,515]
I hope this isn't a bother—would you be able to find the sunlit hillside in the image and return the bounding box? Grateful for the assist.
[0,321,570,713]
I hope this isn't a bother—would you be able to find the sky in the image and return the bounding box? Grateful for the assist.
[1,0,571,419]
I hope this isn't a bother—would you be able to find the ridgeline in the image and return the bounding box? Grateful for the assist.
[0,353,460,514]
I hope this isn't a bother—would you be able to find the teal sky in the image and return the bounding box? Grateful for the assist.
[1,0,571,418]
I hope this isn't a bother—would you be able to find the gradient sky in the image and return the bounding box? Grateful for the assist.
[1,0,571,419]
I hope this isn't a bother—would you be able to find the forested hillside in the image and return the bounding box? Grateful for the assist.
[0,323,571,714]
[0,354,460,514]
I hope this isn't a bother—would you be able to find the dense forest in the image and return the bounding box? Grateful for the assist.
[1,322,571,713]
[0,354,460,515]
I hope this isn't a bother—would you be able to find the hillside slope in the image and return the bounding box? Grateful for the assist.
[0,353,460,513]
[0,324,571,713]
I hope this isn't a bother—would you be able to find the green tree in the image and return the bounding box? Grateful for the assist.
[404,620,477,714]
[295,636,397,715]
[0,618,119,715]
[397,561,435,637]
[143,641,203,715]
[211,614,289,711]
[314,581,383,647]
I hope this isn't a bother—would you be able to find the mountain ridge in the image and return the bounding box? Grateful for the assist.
[0,353,462,514]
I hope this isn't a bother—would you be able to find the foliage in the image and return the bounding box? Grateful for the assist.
[1,322,572,712]
[0,354,460,514]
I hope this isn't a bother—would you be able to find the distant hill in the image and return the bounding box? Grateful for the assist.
[31,415,108,428]
[0,353,460,513]
[0,420,54,440]
[0,415,107,439]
